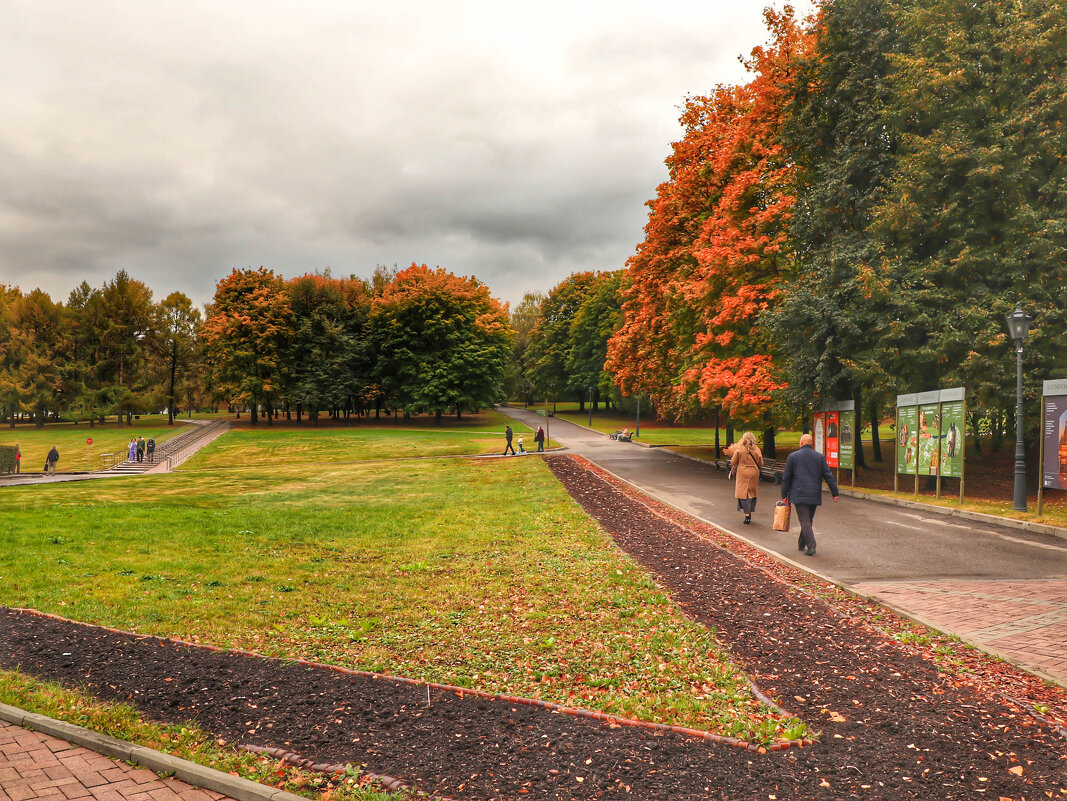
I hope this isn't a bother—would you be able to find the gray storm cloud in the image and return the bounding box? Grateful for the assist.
[0,0,811,308]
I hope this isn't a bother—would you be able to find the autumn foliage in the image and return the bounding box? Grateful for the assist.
[607,10,811,423]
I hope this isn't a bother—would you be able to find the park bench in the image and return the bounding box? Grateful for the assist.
[714,452,786,483]
[759,458,786,484]
[610,430,632,442]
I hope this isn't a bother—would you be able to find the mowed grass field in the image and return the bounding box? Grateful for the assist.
[0,421,799,746]
[0,415,185,472]
[201,410,540,466]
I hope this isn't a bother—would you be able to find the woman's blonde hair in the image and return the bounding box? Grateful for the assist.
[741,431,757,450]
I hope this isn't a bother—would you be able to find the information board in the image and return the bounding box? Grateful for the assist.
[917,393,941,476]
[837,408,855,470]
[1042,379,1067,491]
[939,389,965,479]
[896,402,918,475]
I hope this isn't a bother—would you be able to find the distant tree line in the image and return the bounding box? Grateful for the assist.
[0,263,512,428]
[0,270,202,428]
[202,263,512,424]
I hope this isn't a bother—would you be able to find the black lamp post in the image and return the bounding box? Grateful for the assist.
[635,392,641,438]
[1005,304,1033,511]
[587,386,594,428]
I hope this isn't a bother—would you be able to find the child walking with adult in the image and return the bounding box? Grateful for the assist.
[517,434,526,454]
[730,431,763,525]
[780,433,839,556]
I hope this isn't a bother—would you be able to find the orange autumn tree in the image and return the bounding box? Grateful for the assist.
[608,9,812,425]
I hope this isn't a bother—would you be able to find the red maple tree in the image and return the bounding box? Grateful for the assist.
[607,9,813,422]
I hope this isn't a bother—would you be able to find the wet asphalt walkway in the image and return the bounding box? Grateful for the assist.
[502,406,1067,687]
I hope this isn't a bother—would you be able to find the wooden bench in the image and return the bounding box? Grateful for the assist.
[715,452,786,483]
[760,458,786,484]
[611,431,633,442]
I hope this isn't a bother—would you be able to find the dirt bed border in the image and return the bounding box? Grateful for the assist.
[7,606,813,754]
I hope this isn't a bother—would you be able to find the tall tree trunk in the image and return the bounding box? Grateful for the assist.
[434,409,442,425]
[802,414,810,435]
[869,398,882,462]
[577,391,585,412]
[167,339,178,425]
[714,408,721,457]
[725,422,734,447]
[763,424,776,459]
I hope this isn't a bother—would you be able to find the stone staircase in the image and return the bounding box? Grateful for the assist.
[106,420,231,475]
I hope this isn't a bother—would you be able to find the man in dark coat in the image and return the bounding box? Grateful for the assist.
[503,425,516,456]
[45,445,59,476]
[780,433,839,556]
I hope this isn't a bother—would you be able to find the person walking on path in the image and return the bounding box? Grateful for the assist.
[146,437,156,463]
[535,426,545,452]
[517,434,526,454]
[780,433,839,556]
[730,431,763,525]
[127,438,137,463]
[14,444,19,474]
[45,445,59,476]
[503,425,516,456]
[136,436,145,463]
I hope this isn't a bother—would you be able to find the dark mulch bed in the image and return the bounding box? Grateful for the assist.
[2,454,1065,800]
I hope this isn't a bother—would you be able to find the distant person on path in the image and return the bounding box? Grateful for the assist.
[14,444,19,474]
[128,438,137,463]
[146,438,156,463]
[136,436,145,463]
[535,426,545,452]
[780,433,839,556]
[503,425,516,456]
[518,434,526,454]
[730,431,763,525]
[45,446,59,476]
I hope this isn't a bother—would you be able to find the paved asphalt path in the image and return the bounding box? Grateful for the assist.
[502,406,1067,685]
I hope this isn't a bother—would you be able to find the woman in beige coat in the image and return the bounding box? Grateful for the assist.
[730,431,763,525]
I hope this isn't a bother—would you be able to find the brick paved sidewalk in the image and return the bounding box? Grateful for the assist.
[852,578,1067,685]
[0,720,232,801]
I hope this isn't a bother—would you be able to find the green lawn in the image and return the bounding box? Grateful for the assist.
[0,416,185,473]
[0,426,799,746]
[195,412,535,467]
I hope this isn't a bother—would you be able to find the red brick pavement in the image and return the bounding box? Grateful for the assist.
[851,578,1067,684]
[0,720,233,801]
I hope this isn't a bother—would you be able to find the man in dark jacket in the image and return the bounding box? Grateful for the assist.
[45,445,59,476]
[503,425,516,456]
[781,433,839,556]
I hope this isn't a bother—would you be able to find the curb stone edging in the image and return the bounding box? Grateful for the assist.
[239,744,464,801]
[0,701,306,801]
[6,607,812,755]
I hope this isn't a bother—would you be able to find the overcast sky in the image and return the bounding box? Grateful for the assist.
[0,0,813,310]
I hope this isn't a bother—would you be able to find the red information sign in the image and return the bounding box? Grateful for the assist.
[86,438,93,445]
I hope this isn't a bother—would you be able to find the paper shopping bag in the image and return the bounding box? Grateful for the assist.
[773,500,791,532]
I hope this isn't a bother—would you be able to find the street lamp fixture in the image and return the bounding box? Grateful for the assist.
[588,386,594,428]
[1005,304,1032,511]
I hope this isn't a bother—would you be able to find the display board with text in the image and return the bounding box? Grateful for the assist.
[1042,379,1067,491]
[896,388,965,493]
